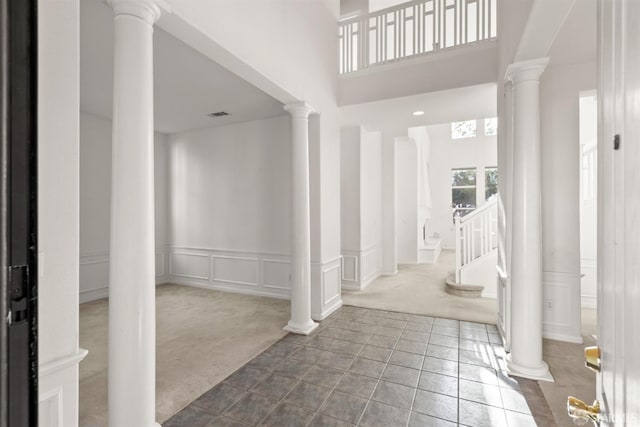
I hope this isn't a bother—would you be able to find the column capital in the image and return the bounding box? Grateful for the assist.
[505,57,549,85]
[284,102,314,119]
[107,0,171,24]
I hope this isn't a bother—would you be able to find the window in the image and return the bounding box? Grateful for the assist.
[451,120,476,139]
[452,168,476,218]
[485,167,498,200]
[484,117,497,136]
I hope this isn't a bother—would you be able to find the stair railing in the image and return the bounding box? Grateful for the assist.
[454,196,498,282]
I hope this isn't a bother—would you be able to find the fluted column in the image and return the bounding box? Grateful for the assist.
[505,57,553,381]
[284,102,318,335]
[107,1,169,426]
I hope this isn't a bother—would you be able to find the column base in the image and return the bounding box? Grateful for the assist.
[506,354,554,382]
[284,319,318,335]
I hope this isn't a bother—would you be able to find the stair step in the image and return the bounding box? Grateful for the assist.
[445,275,484,298]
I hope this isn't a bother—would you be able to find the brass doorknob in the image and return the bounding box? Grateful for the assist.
[585,346,601,373]
[567,396,600,425]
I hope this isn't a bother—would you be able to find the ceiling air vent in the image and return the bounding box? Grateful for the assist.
[208,111,230,117]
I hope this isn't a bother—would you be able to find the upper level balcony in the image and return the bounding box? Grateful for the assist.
[339,0,497,75]
[337,0,498,105]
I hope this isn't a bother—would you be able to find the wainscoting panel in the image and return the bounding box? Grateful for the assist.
[166,247,292,299]
[263,259,291,291]
[212,256,258,286]
[361,245,381,288]
[341,246,381,291]
[543,271,583,343]
[341,254,358,284]
[311,256,343,321]
[79,247,171,303]
[170,252,210,280]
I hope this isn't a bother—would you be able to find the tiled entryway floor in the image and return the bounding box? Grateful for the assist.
[164,306,536,427]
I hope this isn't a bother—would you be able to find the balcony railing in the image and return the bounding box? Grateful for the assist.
[339,0,497,74]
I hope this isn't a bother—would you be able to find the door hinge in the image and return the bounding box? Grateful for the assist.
[614,134,621,150]
[8,264,29,324]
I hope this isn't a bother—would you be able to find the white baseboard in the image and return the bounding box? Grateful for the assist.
[170,278,290,300]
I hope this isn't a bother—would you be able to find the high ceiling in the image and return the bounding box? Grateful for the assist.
[80,0,285,134]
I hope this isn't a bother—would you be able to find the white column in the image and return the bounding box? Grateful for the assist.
[107,1,168,426]
[505,58,553,382]
[284,102,318,335]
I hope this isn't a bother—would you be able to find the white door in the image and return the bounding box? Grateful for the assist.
[597,0,640,425]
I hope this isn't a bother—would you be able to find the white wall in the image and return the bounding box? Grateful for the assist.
[427,122,497,249]
[408,126,432,236]
[38,1,85,426]
[341,127,361,255]
[396,137,419,263]
[167,116,296,299]
[540,60,597,342]
[360,130,383,284]
[579,94,597,308]
[380,130,400,274]
[340,127,382,289]
[78,112,169,303]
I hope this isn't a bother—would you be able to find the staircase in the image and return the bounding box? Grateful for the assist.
[446,196,498,298]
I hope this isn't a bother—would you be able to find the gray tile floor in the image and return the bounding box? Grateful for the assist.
[164,306,536,427]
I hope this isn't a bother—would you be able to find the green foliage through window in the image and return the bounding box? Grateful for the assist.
[485,167,498,200]
[451,120,477,139]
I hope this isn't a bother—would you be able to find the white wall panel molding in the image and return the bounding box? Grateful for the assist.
[79,246,169,303]
[166,246,292,299]
[38,349,88,427]
[311,256,343,321]
[542,271,583,343]
[340,250,359,288]
[212,255,259,287]
[263,259,292,292]
[341,245,381,290]
[361,244,381,289]
[169,251,210,280]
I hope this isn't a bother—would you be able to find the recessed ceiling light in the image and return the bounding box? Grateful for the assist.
[413,111,424,116]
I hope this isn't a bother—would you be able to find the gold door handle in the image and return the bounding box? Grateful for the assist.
[585,346,601,373]
[567,397,600,425]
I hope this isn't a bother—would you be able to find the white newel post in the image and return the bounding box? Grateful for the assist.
[107,1,169,426]
[284,102,319,335]
[505,57,553,382]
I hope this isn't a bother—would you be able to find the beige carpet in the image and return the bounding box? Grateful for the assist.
[342,250,498,324]
[79,284,290,426]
